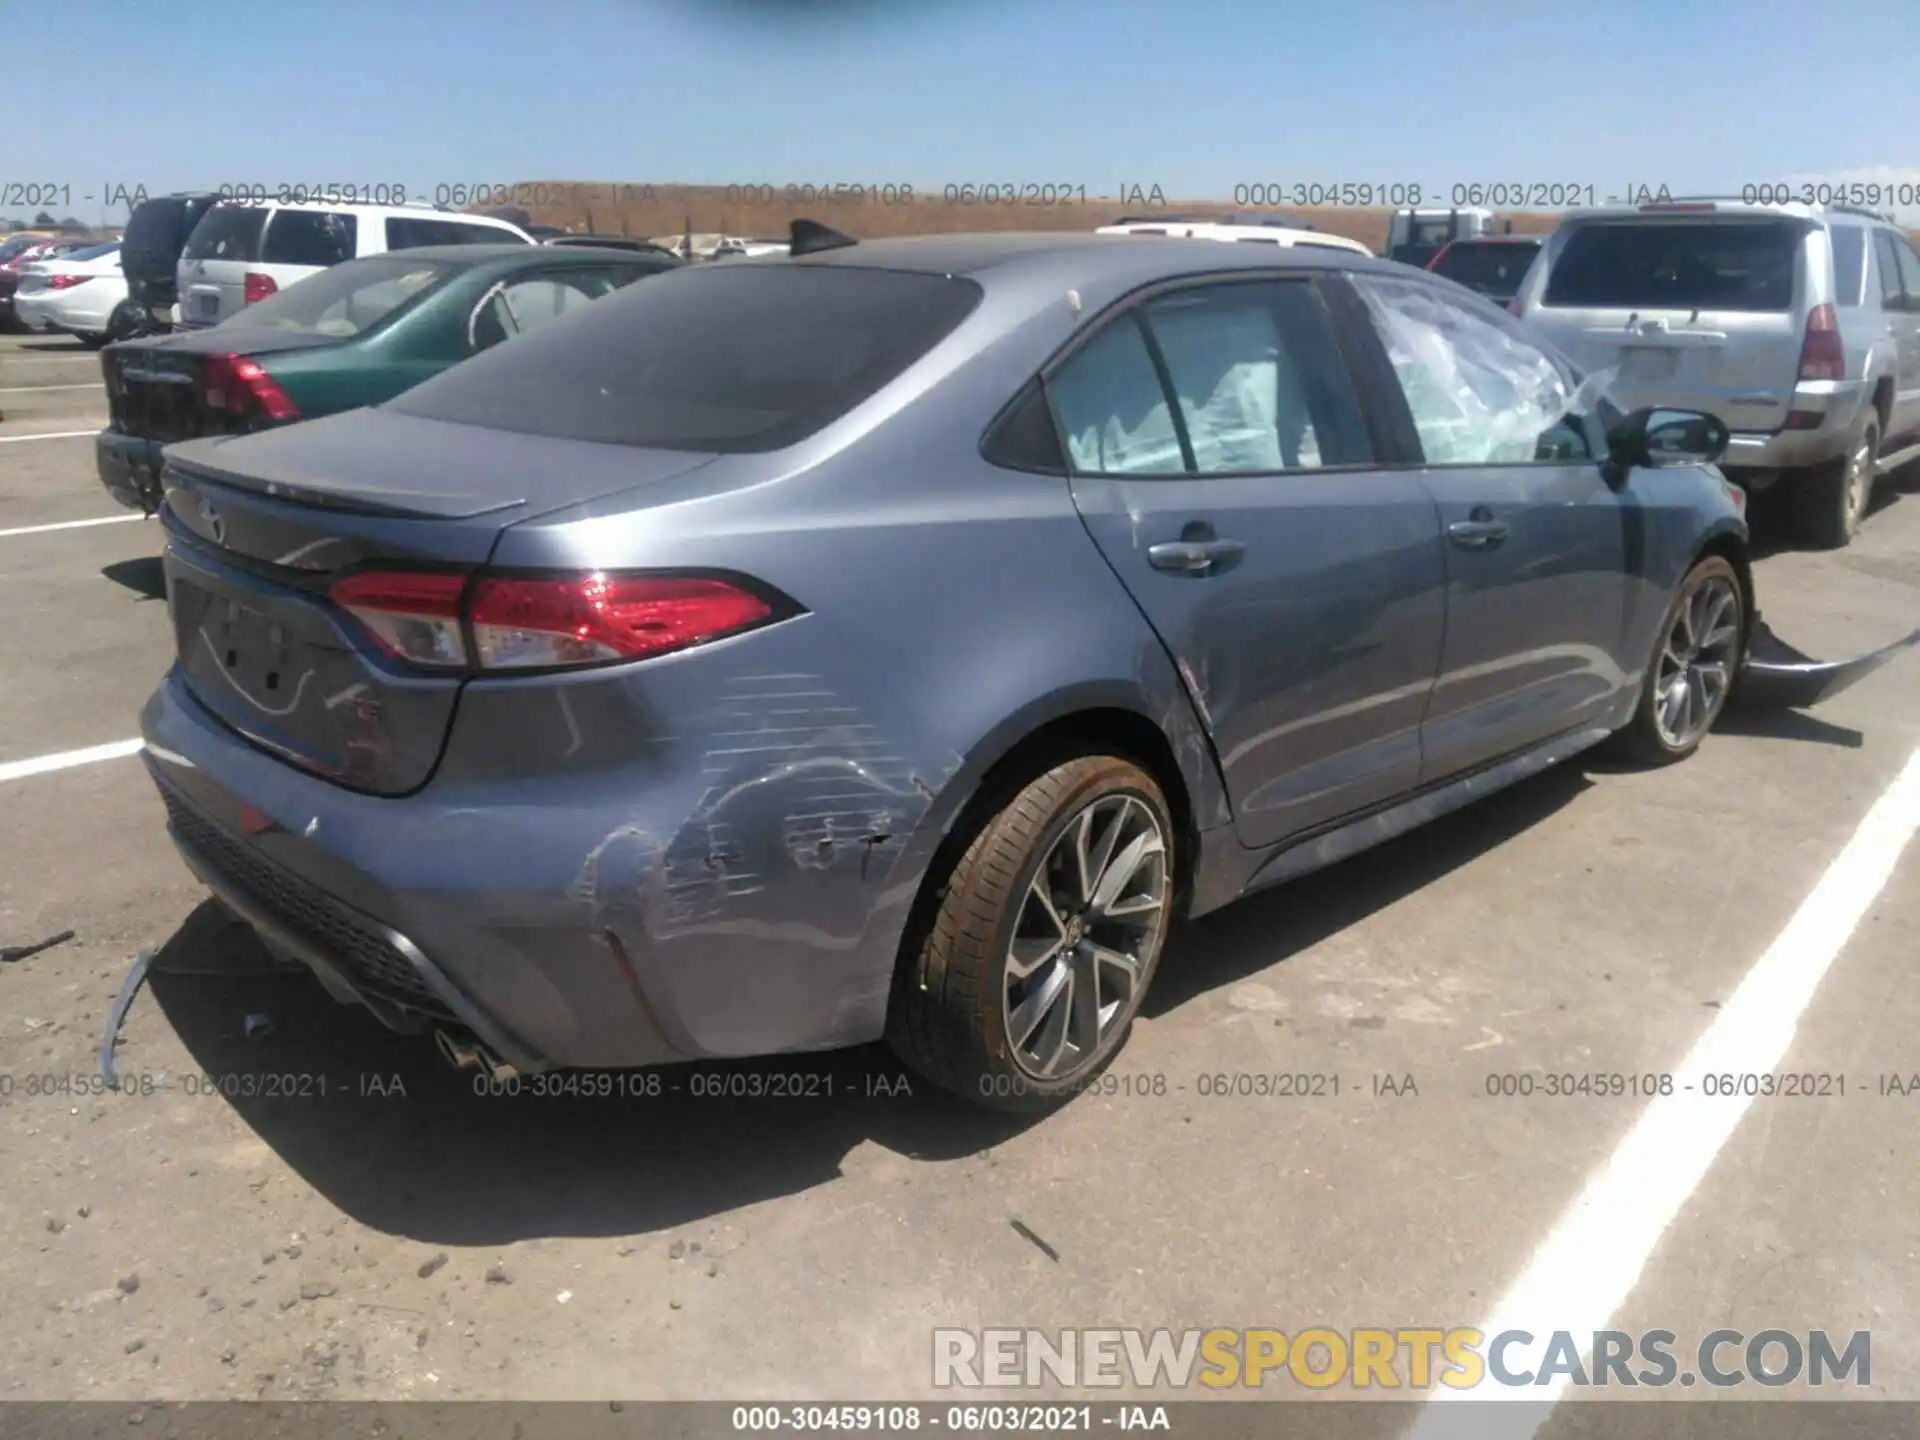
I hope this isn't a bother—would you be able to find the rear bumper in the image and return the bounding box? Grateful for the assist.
[96,431,164,513]
[1718,379,1872,476]
[139,666,914,1072]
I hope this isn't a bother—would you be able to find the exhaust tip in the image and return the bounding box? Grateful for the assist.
[435,1027,481,1072]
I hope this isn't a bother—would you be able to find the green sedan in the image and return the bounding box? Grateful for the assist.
[95,243,680,512]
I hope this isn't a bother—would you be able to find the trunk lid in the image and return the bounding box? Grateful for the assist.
[103,331,334,443]
[1527,216,1813,431]
[158,410,719,794]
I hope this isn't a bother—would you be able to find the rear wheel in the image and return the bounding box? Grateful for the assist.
[886,755,1175,1113]
[1610,555,1744,766]
[1794,417,1877,549]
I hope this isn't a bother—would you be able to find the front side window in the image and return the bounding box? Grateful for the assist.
[1351,273,1589,465]
[1873,232,1906,309]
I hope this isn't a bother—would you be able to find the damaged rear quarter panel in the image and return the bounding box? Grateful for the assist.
[426,322,1225,1062]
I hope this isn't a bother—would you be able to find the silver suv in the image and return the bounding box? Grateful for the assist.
[1514,198,1920,547]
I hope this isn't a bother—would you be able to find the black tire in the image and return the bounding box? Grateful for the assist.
[1793,416,1877,550]
[886,755,1175,1114]
[1608,554,1745,767]
[77,332,108,351]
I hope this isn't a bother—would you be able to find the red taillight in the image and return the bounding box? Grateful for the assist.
[1797,303,1845,381]
[243,271,278,304]
[1506,297,1523,316]
[326,570,783,672]
[203,353,300,421]
[329,571,470,668]
[469,574,775,669]
[47,274,92,290]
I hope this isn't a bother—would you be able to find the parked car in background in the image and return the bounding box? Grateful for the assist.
[0,236,97,325]
[108,191,221,342]
[176,201,534,330]
[13,242,127,346]
[99,243,678,512]
[136,230,1788,1115]
[1386,207,1510,266]
[1515,198,1920,548]
[1097,216,1372,255]
[1426,234,1545,311]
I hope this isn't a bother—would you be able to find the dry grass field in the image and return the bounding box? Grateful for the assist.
[491,181,1569,252]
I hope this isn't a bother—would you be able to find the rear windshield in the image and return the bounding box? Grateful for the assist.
[390,265,985,452]
[1431,240,1542,296]
[221,256,463,340]
[124,200,189,257]
[182,205,267,263]
[62,242,119,263]
[1543,220,1805,312]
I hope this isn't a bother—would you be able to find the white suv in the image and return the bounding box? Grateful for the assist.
[176,201,533,329]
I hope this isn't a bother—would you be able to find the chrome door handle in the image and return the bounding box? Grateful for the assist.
[1447,518,1510,549]
[1147,538,1246,574]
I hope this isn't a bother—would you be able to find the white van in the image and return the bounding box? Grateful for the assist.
[176,201,534,329]
[1095,217,1372,257]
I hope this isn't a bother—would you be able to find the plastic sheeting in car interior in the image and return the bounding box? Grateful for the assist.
[1353,274,1582,464]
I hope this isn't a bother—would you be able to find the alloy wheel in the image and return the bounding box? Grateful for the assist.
[1653,575,1742,749]
[1002,793,1169,1080]
[1844,430,1875,531]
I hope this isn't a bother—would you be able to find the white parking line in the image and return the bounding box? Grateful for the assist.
[0,382,103,393]
[0,427,103,444]
[1409,743,1920,1437]
[0,514,143,538]
[0,738,145,785]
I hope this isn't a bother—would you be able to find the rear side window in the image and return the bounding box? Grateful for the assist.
[182,205,267,263]
[261,210,357,267]
[1829,226,1866,307]
[1543,220,1804,312]
[1047,316,1186,475]
[388,218,527,249]
[1049,281,1370,476]
[392,265,983,452]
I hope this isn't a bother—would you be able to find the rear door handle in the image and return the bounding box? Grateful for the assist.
[1147,538,1246,574]
[1447,512,1510,550]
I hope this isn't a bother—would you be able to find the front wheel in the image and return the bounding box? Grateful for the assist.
[887,755,1175,1113]
[1609,554,1745,766]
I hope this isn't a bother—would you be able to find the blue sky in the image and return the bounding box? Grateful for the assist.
[11,0,1920,222]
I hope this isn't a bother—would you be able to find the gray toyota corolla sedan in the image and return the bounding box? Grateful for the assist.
[138,228,1763,1112]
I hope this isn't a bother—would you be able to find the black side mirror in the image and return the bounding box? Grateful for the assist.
[1602,406,1729,485]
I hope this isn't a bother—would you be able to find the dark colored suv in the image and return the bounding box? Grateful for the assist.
[112,192,221,339]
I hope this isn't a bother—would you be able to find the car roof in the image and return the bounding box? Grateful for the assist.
[359,243,648,264]
[787,231,1396,283]
[1555,199,1900,229]
[1441,233,1544,245]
